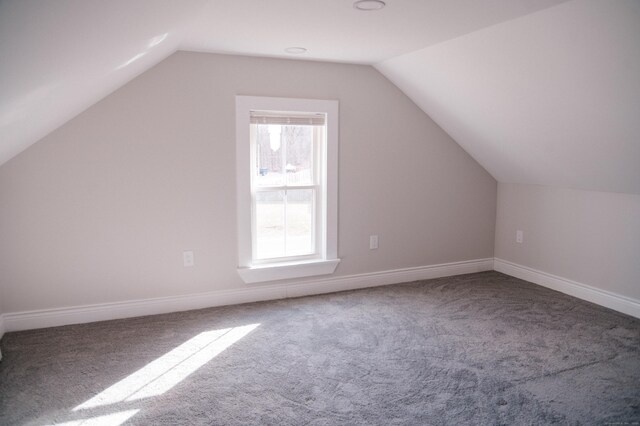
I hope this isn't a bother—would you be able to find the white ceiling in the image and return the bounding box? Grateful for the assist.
[0,0,567,168]
[0,0,205,166]
[377,0,640,194]
[3,0,638,195]
[181,0,567,64]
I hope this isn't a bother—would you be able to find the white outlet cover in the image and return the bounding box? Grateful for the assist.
[369,235,379,250]
[183,251,194,267]
[516,230,523,243]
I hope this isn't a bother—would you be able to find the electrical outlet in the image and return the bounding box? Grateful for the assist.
[516,230,523,244]
[369,235,379,250]
[183,250,194,267]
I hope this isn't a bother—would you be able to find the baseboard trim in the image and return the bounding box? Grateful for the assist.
[3,258,494,333]
[0,313,5,361]
[0,314,5,340]
[494,258,640,319]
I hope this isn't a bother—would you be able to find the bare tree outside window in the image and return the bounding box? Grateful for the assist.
[254,124,317,259]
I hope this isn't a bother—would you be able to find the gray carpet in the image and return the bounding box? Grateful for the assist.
[0,271,639,425]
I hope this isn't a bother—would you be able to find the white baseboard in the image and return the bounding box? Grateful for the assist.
[494,258,640,319]
[2,258,494,333]
[0,314,5,361]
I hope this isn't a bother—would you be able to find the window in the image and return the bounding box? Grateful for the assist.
[236,96,339,283]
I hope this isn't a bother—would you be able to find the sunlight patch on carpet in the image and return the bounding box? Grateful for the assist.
[43,409,139,426]
[74,324,260,410]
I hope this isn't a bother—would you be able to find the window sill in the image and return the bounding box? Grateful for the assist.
[237,258,341,284]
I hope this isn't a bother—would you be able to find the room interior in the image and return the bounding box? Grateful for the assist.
[0,0,638,424]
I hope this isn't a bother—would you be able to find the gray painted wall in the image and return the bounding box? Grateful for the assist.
[495,183,640,301]
[0,52,497,313]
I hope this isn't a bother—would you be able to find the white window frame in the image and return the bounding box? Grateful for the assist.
[236,96,340,283]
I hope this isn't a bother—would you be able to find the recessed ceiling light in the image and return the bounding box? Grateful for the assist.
[353,0,386,11]
[285,47,307,54]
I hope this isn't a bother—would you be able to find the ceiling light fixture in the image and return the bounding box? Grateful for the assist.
[284,47,307,54]
[353,0,386,11]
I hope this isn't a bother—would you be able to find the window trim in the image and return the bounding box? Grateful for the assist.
[236,96,340,283]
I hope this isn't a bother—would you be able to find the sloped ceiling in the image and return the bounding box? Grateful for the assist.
[4,0,638,195]
[0,0,566,167]
[377,0,640,194]
[0,0,206,166]
[182,0,566,64]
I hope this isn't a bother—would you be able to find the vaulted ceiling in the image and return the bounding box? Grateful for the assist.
[377,0,640,194]
[2,0,638,193]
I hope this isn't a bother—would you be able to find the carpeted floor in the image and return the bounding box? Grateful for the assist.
[0,271,639,425]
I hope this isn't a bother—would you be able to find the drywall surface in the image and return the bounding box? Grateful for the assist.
[0,0,206,167]
[377,0,640,194]
[0,0,567,169]
[0,52,496,313]
[495,183,640,300]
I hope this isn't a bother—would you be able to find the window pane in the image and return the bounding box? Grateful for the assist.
[286,189,314,256]
[256,191,285,259]
[285,125,314,185]
[255,124,283,186]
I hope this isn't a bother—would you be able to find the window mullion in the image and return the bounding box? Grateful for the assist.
[255,184,315,192]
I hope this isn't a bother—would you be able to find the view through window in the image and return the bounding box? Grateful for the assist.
[251,115,324,260]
